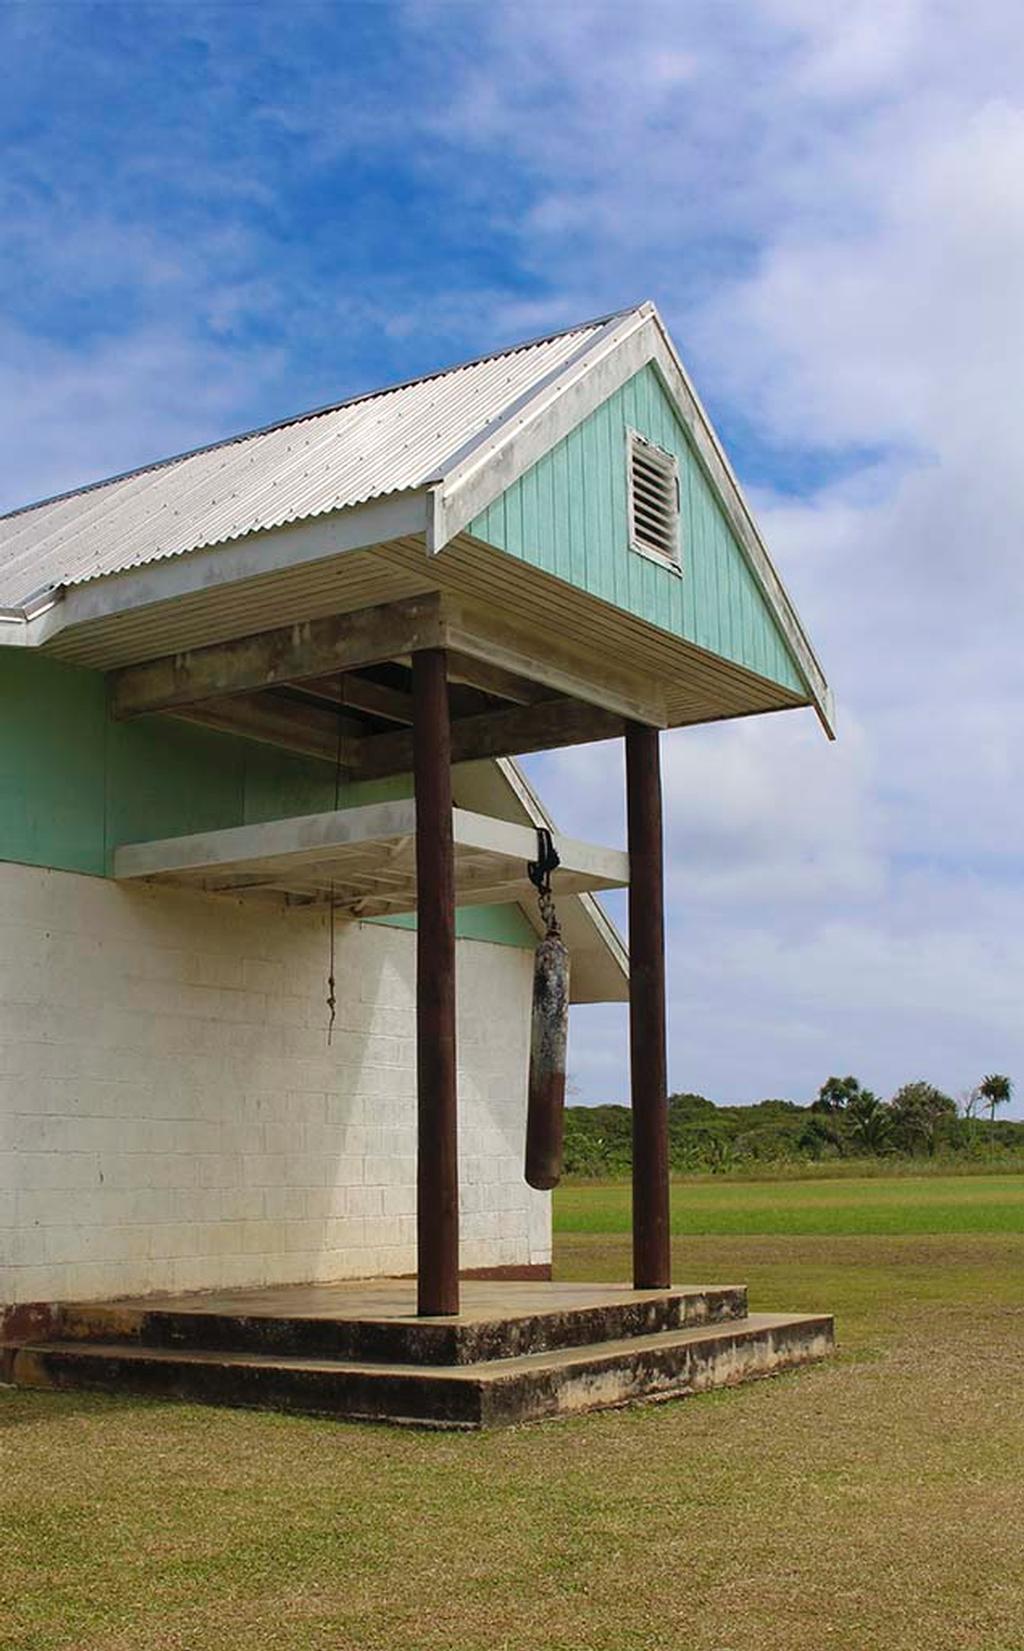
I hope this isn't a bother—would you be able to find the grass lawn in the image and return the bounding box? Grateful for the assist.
[555,1171,1024,1236]
[3,1176,1024,1651]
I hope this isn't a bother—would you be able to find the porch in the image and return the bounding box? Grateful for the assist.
[4,1277,833,1429]
[105,593,679,1318]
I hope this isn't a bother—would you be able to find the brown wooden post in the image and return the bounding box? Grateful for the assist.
[626,722,671,1289]
[412,647,460,1315]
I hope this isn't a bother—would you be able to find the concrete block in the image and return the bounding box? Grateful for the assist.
[1,861,539,1302]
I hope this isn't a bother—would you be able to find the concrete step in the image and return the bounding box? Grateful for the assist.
[41,1283,749,1366]
[7,1313,834,1429]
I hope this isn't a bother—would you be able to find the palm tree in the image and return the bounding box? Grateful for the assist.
[979,1073,1012,1124]
[847,1089,891,1155]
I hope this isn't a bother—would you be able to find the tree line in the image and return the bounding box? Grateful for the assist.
[563,1073,1020,1177]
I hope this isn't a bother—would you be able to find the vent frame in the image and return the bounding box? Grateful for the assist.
[626,427,682,574]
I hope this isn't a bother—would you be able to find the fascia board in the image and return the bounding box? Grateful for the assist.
[428,305,657,554]
[644,313,835,736]
[643,314,835,739]
[0,615,33,646]
[4,489,431,651]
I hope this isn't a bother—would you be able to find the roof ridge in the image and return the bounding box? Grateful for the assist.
[0,306,637,525]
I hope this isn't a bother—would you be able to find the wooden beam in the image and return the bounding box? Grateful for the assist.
[356,697,623,780]
[446,680,506,719]
[300,673,415,725]
[445,650,553,706]
[173,693,360,767]
[111,594,446,719]
[412,648,460,1317]
[625,722,671,1291]
[446,599,667,727]
[309,660,541,721]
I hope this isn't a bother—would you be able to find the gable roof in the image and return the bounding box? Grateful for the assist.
[0,301,832,734]
[0,313,621,605]
[428,303,833,733]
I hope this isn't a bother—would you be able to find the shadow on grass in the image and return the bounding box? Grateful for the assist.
[0,1383,176,1429]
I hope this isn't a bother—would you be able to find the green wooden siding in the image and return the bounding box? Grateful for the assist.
[0,645,107,875]
[470,362,805,694]
[0,651,534,949]
[374,904,535,947]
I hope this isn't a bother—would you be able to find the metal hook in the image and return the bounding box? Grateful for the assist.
[527,827,560,895]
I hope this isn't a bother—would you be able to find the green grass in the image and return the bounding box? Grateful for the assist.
[632,1152,1024,1181]
[555,1171,1024,1236]
[3,1172,1024,1651]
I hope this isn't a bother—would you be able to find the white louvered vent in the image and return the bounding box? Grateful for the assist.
[627,429,681,570]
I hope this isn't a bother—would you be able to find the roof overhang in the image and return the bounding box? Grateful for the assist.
[113,797,628,1007]
[1,489,429,651]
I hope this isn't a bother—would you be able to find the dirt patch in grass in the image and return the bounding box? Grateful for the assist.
[3,1232,1023,1651]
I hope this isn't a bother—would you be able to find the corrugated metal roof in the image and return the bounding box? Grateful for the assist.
[0,313,623,607]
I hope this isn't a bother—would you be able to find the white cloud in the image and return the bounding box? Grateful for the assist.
[504,3,1024,1112]
[759,0,927,98]
[0,325,284,513]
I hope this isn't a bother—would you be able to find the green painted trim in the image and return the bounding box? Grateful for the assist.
[470,362,804,695]
[374,902,537,949]
[0,651,534,949]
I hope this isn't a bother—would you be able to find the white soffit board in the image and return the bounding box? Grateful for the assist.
[113,801,629,922]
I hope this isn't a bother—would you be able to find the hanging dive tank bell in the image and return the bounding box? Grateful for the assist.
[525,828,570,1191]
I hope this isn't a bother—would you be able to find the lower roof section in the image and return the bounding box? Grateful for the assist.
[114,800,628,1005]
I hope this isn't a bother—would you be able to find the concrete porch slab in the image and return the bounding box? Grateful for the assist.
[8,1312,835,1429]
[33,1279,751,1366]
[2,1280,835,1427]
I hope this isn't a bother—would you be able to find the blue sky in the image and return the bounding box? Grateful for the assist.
[2,1,1022,1115]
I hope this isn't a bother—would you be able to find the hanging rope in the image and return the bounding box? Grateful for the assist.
[326,675,345,1045]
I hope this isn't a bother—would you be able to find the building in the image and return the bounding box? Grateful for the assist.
[0,302,835,1424]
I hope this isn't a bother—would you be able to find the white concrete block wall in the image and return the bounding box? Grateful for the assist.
[0,862,549,1305]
